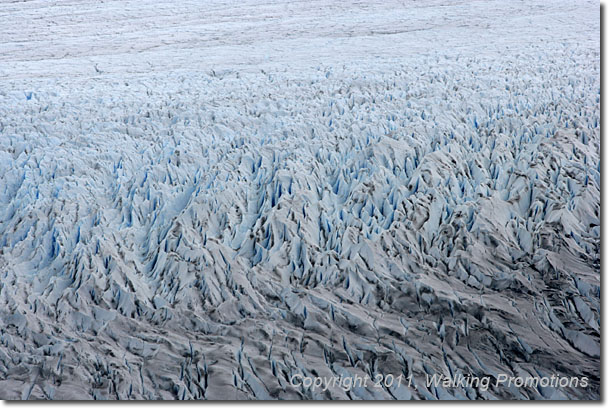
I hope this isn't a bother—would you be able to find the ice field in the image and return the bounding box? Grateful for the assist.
[0,0,601,400]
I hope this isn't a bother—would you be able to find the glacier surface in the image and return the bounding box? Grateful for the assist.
[0,0,601,400]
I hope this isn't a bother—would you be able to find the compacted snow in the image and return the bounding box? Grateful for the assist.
[0,0,600,400]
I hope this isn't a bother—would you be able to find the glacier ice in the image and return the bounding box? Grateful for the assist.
[0,0,601,401]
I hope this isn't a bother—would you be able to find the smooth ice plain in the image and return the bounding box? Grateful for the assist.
[0,0,601,400]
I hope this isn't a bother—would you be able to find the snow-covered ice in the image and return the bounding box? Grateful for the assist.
[0,0,600,400]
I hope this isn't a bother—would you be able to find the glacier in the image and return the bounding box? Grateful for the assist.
[0,0,601,400]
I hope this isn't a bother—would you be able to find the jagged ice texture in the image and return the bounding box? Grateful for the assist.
[0,0,600,400]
